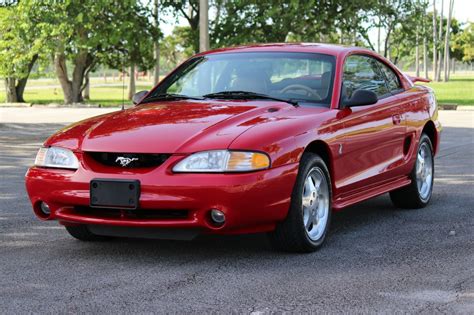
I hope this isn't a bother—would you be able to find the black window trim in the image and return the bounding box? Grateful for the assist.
[372,56,404,96]
[339,53,404,108]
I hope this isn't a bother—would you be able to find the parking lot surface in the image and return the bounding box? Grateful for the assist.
[0,110,473,313]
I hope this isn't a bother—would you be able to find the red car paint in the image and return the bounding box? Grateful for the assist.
[25,43,441,235]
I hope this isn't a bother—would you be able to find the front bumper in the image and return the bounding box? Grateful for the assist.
[25,155,298,235]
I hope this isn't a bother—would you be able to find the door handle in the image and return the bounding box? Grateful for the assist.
[392,114,402,125]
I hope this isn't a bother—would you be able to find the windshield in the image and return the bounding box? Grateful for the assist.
[146,52,336,107]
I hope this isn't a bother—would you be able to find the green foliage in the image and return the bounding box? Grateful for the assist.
[0,5,46,79]
[452,23,474,64]
[24,0,159,69]
[100,2,161,71]
[160,26,194,72]
[161,0,199,52]
[211,1,352,46]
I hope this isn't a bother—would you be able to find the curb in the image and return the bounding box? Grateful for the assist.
[438,104,474,111]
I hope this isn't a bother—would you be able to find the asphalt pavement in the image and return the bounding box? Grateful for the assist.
[0,110,473,313]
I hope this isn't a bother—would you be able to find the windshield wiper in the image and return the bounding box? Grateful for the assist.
[141,93,204,103]
[203,91,299,107]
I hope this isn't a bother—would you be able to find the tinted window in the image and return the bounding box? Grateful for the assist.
[341,55,390,103]
[148,52,336,107]
[377,61,402,93]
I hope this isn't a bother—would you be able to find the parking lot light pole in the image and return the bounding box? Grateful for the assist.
[199,0,209,52]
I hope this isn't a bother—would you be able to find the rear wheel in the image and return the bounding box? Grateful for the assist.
[390,133,434,209]
[268,153,332,252]
[65,225,110,241]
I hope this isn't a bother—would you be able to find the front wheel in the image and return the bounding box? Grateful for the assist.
[268,153,332,252]
[390,133,434,209]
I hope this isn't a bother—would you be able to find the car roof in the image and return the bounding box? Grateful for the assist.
[197,43,372,57]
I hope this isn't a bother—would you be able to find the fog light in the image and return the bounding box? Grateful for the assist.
[210,209,225,225]
[40,202,51,215]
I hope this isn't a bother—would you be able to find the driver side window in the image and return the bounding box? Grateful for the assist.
[342,55,391,104]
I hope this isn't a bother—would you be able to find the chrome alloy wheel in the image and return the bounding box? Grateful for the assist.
[302,167,330,241]
[416,142,433,201]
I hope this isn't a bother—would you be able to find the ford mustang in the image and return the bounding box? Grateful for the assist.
[25,44,441,252]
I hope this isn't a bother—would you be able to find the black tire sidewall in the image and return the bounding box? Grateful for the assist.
[291,153,332,248]
[414,134,435,205]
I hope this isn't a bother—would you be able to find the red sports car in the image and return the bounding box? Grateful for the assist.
[25,44,441,252]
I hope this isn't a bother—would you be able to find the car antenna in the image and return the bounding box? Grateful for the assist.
[121,58,125,111]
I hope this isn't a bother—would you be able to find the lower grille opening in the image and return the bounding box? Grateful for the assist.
[73,206,189,220]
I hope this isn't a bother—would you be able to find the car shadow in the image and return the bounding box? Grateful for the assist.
[53,194,402,260]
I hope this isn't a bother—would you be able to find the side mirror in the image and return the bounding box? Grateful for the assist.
[343,89,378,107]
[132,90,149,105]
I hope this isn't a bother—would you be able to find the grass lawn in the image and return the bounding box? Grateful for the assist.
[0,78,153,107]
[1,74,473,106]
[420,74,474,106]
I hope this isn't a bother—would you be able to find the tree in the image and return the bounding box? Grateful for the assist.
[435,0,444,81]
[443,0,454,81]
[212,1,361,47]
[160,26,195,73]
[99,4,159,100]
[162,0,200,53]
[0,5,43,102]
[29,0,158,104]
[422,0,429,78]
[452,22,474,65]
[347,0,417,60]
[153,0,160,85]
[388,1,427,65]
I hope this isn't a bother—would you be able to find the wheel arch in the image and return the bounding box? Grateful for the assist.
[422,120,438,154]
[302,140,335,190]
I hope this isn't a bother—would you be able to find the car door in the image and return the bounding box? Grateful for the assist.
[334,54,406,196]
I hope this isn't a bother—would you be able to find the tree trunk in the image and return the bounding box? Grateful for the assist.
[423,2,428,79]
[71,51,91,103]
[436,0,444,81]
[153,0,160,86]
[432,0,437,80]
[199,0,209,52]
[128,64,136,100]
[54,53,73,104]
[452,58,455,74]
[84,73,90,100]
[415,28,420,77]
[443,0,454,82]
[5,78,17,103]
[55,51,93,104]
[423,36,428,78]
[377,21,381,54]
[15,54,38,103]
[384,27,392,59]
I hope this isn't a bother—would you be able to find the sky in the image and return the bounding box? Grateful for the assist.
[449,0,474,24]
[160,0,473,39]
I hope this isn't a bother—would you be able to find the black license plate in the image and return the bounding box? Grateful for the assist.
[90,179,140,209]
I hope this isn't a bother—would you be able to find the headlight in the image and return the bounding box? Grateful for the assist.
[34,147,79,170]
[173,150,270,173]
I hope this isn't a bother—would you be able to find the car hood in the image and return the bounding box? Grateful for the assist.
[45,100,298,153]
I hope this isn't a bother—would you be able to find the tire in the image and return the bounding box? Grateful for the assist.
[390,133,434,209]
[65,225,110,241]
[268,153,332,252]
